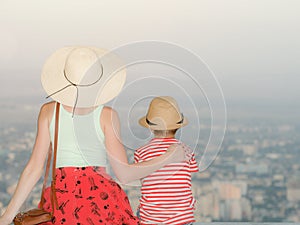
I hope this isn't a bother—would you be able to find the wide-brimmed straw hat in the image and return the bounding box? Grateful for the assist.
[41,46,126,107]
[139,96,188,130]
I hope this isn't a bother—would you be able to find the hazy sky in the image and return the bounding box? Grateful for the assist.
[0,0,299,109]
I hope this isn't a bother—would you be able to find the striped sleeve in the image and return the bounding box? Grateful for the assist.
[189,153,199,173]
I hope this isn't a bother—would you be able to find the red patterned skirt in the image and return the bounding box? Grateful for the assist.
[39,166,140,225]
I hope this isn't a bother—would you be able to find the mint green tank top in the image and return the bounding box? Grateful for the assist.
[50,104,107,168]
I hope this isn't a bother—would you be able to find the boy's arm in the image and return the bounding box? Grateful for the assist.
[189,153,199,173]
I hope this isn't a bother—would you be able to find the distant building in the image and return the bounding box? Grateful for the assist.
[287,179,300,202]
[236,163,268,175]
[211,180,251,221]
[218,183,241,200]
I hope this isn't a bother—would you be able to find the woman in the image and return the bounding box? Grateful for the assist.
[0,47,187,225]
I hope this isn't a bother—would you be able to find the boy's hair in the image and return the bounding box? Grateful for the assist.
[153,129,178,137]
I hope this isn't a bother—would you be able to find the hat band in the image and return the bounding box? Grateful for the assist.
[46,64,103,117]
[146,113,185,126]
[146,117,157,126]
[177,113,184,124]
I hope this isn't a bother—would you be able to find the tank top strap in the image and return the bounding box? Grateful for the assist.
[93,104,105,140]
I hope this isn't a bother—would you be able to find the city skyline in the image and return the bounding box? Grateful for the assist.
[0,103,299,222]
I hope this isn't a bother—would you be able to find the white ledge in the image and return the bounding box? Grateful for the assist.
[194,223,299,225]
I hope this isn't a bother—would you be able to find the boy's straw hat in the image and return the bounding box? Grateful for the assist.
[139,96,188,130]
[41,46,126,107]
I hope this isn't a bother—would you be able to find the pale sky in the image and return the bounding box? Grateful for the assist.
[0,0,299,109]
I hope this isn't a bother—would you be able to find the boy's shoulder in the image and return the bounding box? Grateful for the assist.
[135,140,153,153]
[135,138,180,153]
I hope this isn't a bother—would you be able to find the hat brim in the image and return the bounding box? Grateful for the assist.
[41,46,126,107]
[138,116,188,130]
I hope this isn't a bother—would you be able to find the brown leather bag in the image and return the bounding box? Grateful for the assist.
[13,209,52,225]
[13,103,60,225]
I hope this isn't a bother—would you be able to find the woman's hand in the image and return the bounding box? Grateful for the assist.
[167,143,193,162]
[0,215,13,225]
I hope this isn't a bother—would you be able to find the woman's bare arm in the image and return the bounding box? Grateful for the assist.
[0,103,54,224]
[101,107,186,184]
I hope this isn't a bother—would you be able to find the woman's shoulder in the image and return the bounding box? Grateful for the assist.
[38,101,56,124]
[100,106,119,128]
[101,106,120,120]
[41,101,56,109]
[40,101,55,114]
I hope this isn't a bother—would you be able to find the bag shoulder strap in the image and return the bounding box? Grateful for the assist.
[39,146,52,207]
[51,102,60,211]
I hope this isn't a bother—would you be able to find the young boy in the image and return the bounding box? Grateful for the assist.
[134,96,199,225]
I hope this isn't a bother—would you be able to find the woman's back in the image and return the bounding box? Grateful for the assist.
[49,103,107,168]
[41,102,140,224]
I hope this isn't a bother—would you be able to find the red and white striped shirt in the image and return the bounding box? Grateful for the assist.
[134,138,198,225]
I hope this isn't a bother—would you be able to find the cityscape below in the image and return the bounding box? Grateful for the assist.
[0,100,299,223]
